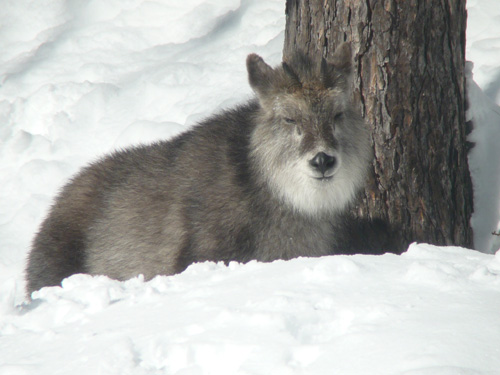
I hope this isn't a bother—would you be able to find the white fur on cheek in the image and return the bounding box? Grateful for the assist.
[251,140,359,216]
[269,159,359,216]
[250,114,369,217]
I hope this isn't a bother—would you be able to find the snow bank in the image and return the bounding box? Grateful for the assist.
[1,244,500,374]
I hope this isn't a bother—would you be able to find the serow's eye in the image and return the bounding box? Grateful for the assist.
[284,117,296,125]
[334,112,344,121]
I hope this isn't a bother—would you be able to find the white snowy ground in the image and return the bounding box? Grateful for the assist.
[0,0,500,374]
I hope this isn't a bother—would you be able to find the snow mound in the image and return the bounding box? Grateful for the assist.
[1,244,499,374]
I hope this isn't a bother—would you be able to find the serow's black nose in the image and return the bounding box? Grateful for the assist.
[309,152,336,175]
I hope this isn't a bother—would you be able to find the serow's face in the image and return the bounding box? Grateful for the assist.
[247,43,372,215]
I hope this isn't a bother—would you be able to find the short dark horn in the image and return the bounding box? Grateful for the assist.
[282,62,302,89]
[321,57,335,89]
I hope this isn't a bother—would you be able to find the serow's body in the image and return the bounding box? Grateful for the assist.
[26,43,378,295]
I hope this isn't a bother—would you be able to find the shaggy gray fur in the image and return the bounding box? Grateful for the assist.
[26,43,372,295]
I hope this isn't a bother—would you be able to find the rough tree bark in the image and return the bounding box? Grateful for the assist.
[283,0,473,249]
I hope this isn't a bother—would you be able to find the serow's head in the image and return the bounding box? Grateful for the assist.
[247,43,372,216]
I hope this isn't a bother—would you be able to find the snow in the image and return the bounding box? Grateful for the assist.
[1,0,500,374]
[2,244,500,374]
[466,0,500,254]
[466,64,500,255]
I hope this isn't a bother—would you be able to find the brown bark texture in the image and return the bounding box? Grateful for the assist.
[283,0,473,249]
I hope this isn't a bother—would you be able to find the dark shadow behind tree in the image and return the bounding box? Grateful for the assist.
[283,0,473,250]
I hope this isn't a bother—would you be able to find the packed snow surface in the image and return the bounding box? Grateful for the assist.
[1,244,500,375]
[1,0,500,374]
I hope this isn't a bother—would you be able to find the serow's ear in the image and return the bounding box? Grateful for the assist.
[321,42,353,90]
[247,53,275,98]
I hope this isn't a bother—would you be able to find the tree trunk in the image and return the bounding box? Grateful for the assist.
[283,0,473,249]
